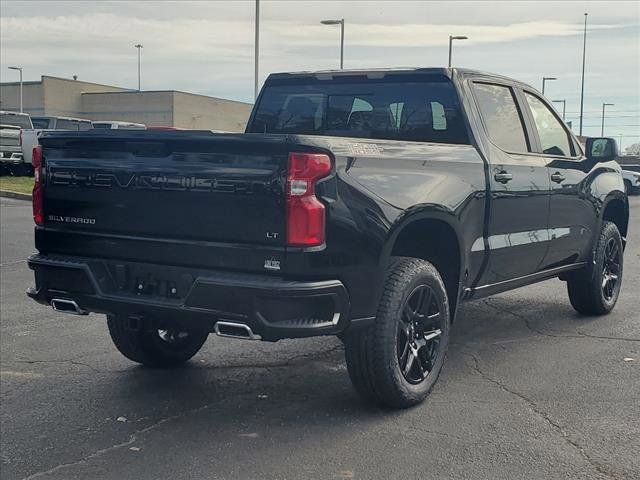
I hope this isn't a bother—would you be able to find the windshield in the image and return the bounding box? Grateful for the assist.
[0,113,33,129]
[249,74,469,144]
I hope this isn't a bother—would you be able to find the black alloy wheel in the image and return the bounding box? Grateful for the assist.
[397,285,443,384]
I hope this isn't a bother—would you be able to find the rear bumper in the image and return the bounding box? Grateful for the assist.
[27,253,358,341]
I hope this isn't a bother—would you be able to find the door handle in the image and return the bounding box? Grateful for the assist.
[551,172,565,183]
[494,171,513,184]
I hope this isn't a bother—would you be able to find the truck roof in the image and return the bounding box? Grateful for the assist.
[266,67,534,91]
[32,115,92,122]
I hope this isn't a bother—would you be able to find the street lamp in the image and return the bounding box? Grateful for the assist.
[134,44,143,91]
[552,99,566,120]
[321,19,345,69]
[579,12,588,136]
[601,102,614,136]
[541,76,557,95]
[254,0,260,99]
[8,66,23,113]
[448,35,468,68]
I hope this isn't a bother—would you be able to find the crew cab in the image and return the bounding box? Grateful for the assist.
[27,68,628,408]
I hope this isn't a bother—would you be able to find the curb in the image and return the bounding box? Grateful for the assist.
[0,190,32,201]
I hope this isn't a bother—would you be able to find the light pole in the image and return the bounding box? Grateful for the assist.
[601,102,614,136]
[541,76,556,95]
[579,13,588,136]
[134,44,143,91]
[448,35,468,68]
[254,0,260,99]
[321,19,345,69]
[8,66,23,113]
[552,99,566,120]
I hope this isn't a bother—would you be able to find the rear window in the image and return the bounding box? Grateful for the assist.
[55,119,93,131]
[0,113,33,129]
[92,123,110,129]
[249,75,469,144]
[32,118,52,129]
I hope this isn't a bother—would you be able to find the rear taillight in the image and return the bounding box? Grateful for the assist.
[18,129,22,146]
[32,145,43,225]
[286,152,332,247]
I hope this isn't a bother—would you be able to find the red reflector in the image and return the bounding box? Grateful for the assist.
[32,146,43,225]
[286,153,332,247]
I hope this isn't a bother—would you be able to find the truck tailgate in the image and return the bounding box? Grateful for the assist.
[38,132,292,272]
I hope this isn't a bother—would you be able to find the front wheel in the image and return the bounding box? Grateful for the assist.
[344,257,450,409]
[624,179,632,195]
[567,221,624,315]
[107,315,209,367]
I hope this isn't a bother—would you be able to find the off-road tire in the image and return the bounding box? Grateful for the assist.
[567,221,623,315]
[344,257,450,409]
[107,315,209,367]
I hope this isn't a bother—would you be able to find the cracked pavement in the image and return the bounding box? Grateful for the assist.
[1,195,639,480]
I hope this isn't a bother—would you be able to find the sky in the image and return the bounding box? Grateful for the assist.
[1,0,639,146]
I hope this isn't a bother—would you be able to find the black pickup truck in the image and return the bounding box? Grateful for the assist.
[27,68,628,408]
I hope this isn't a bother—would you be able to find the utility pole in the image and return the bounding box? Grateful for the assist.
[254,0,260,99]
[8,66,23,113]
[134,44,143,91]
[579,13,588,136]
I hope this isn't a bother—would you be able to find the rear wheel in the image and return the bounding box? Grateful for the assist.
[344,257,450,409]
[107,315,209,367]
[567,221,623,315]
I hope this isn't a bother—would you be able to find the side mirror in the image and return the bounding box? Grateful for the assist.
[585,137,618,162]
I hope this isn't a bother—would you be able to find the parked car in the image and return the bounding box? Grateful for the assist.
[92,121,146,130]
[622,169,640,194]
[31,116,93,131]
[0,111,33,174]
[19,116,94,174]
[26,68,628,409]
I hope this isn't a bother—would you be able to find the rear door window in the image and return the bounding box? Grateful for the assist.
[472,82,529,153]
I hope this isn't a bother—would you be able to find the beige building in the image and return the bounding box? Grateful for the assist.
[0,75,253,132]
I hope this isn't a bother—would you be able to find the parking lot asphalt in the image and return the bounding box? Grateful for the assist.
[1,195,638,480]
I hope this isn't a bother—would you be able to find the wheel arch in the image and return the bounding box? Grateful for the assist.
[383,207,465,320]
[601,193,629,245]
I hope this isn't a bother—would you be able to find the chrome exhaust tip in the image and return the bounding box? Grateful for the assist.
[51,298,88,316]
[214,321,261,340]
